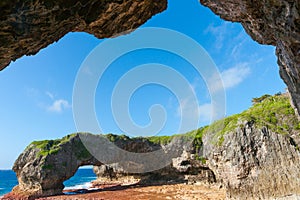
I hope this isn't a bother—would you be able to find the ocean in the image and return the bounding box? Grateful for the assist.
[0,167,97,197]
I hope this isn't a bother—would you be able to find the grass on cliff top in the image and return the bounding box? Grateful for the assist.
[145,94,299,147]
[29,94,299,157]
[146,128,205,146]
[30,134,76,156]
[206,93,300,145]
[29,130,203,158]
[105,130,200,146]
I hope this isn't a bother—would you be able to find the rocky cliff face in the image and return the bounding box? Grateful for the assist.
[93,150,216,186]
[203,122,300,199]
[0,0,167,70]
[92,134,216,186]
[6,95,300,199]
[202,94,300,199]
[200,0,300,118]
[91,95,300,200]
[6,133,208,199]
[5,134,102,199]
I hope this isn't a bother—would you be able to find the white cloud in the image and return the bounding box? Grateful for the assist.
[176,98,219,128]
[205,22,231,50]
[221,63,250,89]
[45,91,71,113]
[25,88,71,113]
[47,99,71,113]
[209,63,251,93]
[82,66,94,76]
[177,96,213,122]
[230,34,248,59]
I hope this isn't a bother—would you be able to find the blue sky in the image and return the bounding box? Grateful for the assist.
[0,0,285,169]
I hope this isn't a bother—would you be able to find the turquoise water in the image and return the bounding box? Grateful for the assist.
[0,170,18,196]
[63,168,97,190]
[0,168,97,196]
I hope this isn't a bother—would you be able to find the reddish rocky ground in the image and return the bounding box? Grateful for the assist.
[37,183,225,200]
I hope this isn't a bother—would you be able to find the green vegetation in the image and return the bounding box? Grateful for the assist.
[73,138,91,159]
[206,94,299,145]
[106,133,130,142]
[251,94,272,104]
[143,94,297,147]
[147,135,174,145]
[195,155,207,164]
[29,94,299,162]
[42,164,54,170]
[147,128,200,146]
[31,133,92,159]
[30,134,77,157]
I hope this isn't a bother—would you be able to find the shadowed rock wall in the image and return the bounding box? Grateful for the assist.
[0,0,167,70]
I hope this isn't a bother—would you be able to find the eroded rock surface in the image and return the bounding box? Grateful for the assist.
[5,134,102,199]
[93,150,216,186]
[0,0,167,70]
[92,134,216,186]
[204,122,300,199]
[5,133,203,199]
[202,95,300,199]
[5,94,300,199]
[200,0,300,116]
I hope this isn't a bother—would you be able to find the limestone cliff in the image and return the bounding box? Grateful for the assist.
[6,133,200,199]
[6,94,300,199]
[8,134,102,199]
[204,121,300,199]
[202,94,300,199]
[93,150,216,186]
[92,95,300,199]
[0,0,167,70]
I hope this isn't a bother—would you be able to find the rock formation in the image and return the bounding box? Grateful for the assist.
[200,0,300,117]
[202,94,300,199]
[6,134,103,199]
[6,133,204,199]
[0,0,167,70]
[92,150,216,186]
[5,94,300,199]
[204,121,300,199]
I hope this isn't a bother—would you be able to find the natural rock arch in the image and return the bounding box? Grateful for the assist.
[8,133,204,199]
[10,134,103,199]
[1,1,300,198]
[9,133,165,199]
[6,95,300,199]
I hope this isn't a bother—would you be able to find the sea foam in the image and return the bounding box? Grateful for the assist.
[64,182,93,190]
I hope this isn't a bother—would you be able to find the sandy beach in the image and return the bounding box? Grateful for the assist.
[37,183,225,200]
